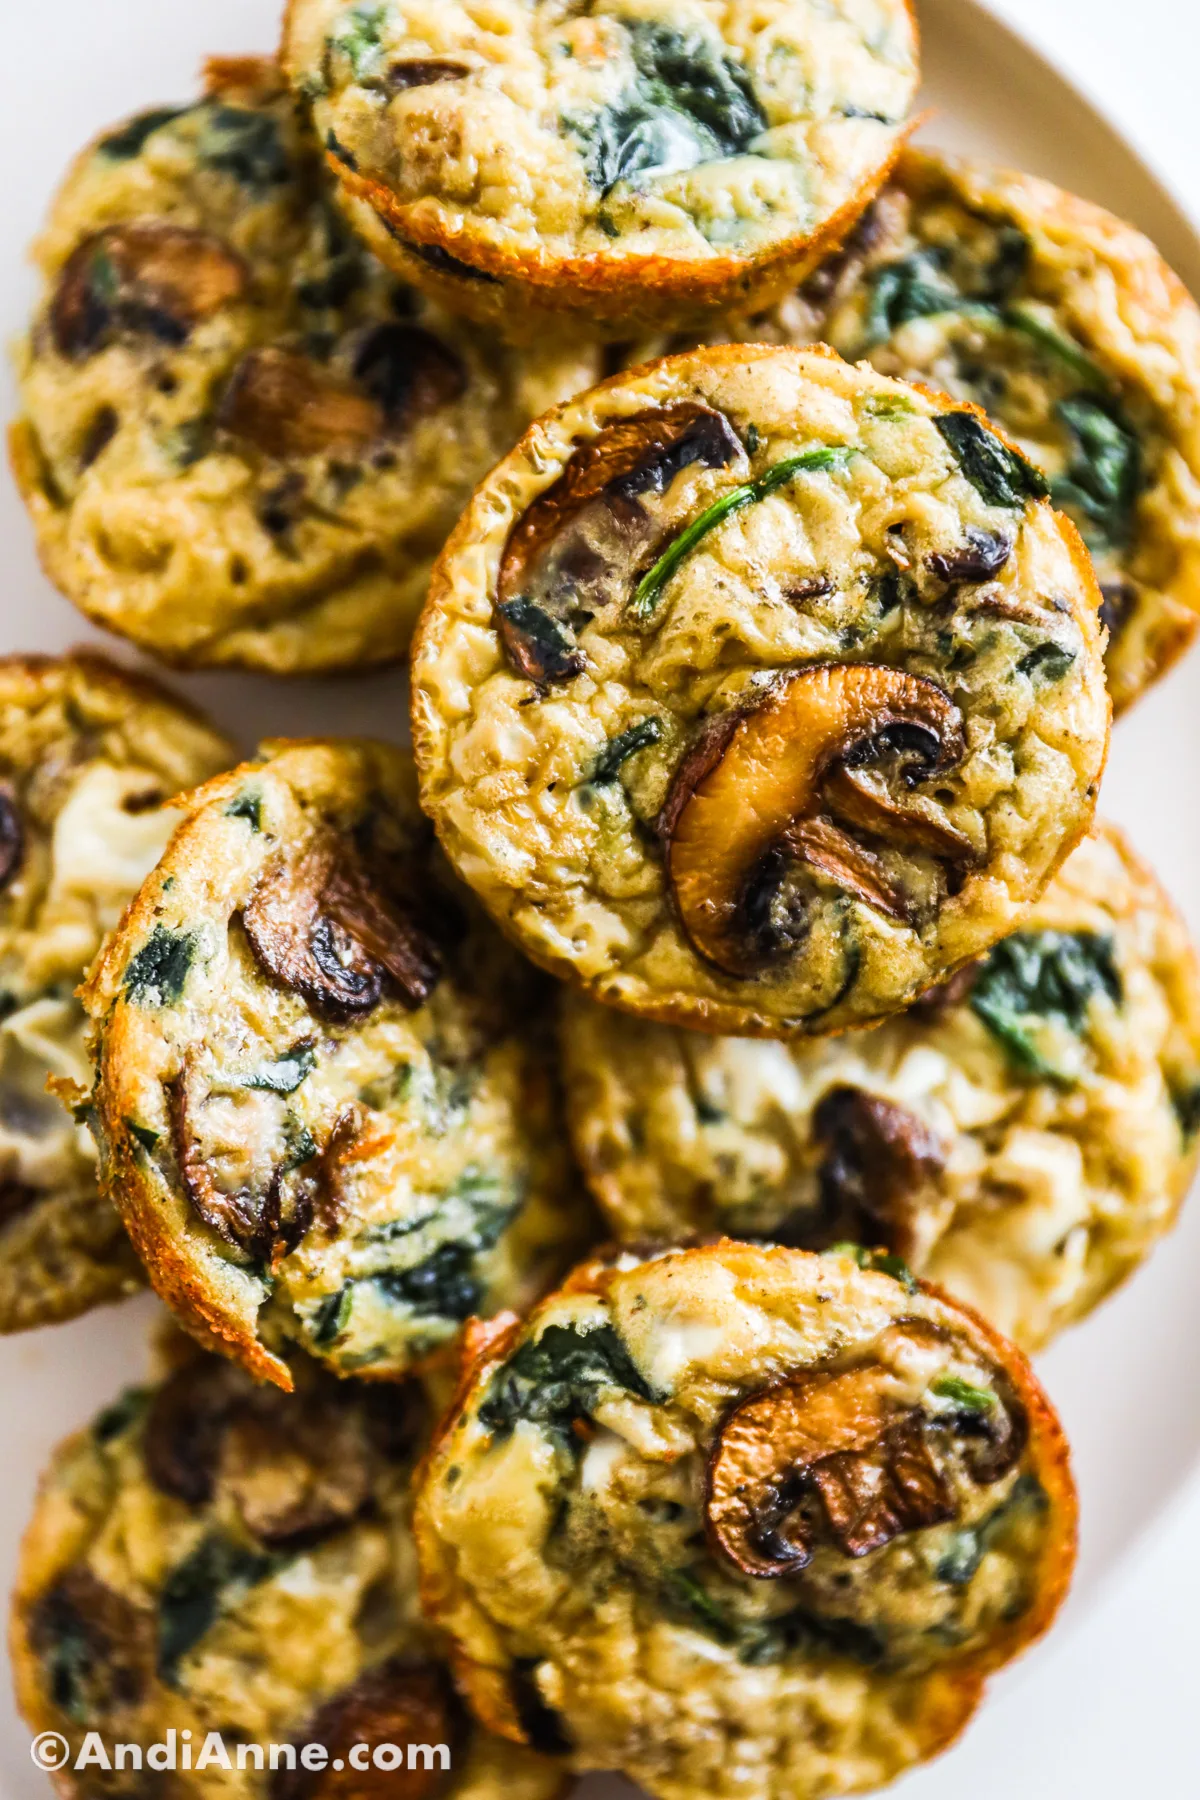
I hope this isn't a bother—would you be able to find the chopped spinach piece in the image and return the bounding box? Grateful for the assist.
[245,1043,316,1095]
[588,717,664,785]
[1004,304,1107,389]
[1017,642,1075,683]
[511,1660,573,1755]
[739,1606,886,1668]
[164,417,214,468]
[224,789,263,831]
[198,106,290,188]
[935,411,1049,508]
[376,1241,484,1322]
[328,2,390,81]
[937,1473,1046,1586]
[124,1119,160,1155]
[931,1374,995,1414]
[632,447,852,618]
[1171,1081,1200,1141]
[124,927,197,1008]
[829,1242,918,1293]
[970,929,1121,1079]
[663,1569,736,1642]
[479,1321,657,1443]
[325,128,358,171]
[98,107,187,160]
[1052,396,1141,546]
[580,18,764,191]
[864,253,972,344]
[92,1387,149,1445]
[935,1529,984,1586]
[157,1536,276,1685]
[312,1283,354,1347]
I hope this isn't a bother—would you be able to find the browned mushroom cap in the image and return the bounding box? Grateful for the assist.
[389,58,472,88]
[51,223,247,358]
[661,664,967,976]
[144,1356,239,1505]
[706,1330,1024,1578]
[813,1086,950,1263]
[495,404,741,684]
[29,1566,154,1719]
[169,1057,317,1265]
[242,830,441,1020]
[219,348,385,460]
[0,788,23,892]
[273,1661,460,1800]
[351,324,466,429]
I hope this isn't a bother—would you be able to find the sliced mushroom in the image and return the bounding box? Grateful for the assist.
[144,1357,240,1505]
[661,665,967,977]
[169,1061,316,1266]
[220,1394,377,1548]
[272,1661,459,1800]
[495,404,740,683]
[925,528,1013,586]
[219,348,384,459]
[389,58,472,88]
[706,1338,1020,1578]
[352,323,466,428]
[51,223,247,358]
[30,1567,153,1719]
[813,1086,950,1263]
[242,831,441,1019]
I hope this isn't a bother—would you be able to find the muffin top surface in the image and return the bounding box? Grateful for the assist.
[81,739,589,1388]
[283,1,918,311]
[415,1241,1076,1800]
[810,149,1200,715]
[561,822,1200,1348]
[12,1338,565,1800]
[413,343,1110,1037]
[0,654,231,1332]
[14,57,597,673]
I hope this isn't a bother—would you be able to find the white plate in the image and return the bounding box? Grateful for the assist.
[1,2,1198,1795]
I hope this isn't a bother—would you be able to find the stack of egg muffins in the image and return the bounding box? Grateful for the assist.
[6,7,1200,1797]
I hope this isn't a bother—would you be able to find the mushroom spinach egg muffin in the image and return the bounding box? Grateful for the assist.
[561,822,1200,1350]
[412,343,1111,1039]
[10,56,599,675]
[0,654,231,1334]
[804,150,1200,716]
[80,738,591,1390]
[414,1241,1076,1800]
[281,0,919,338]
[12,1336,567,1800]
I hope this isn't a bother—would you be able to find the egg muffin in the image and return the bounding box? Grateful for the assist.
[414,1241,1076,1800]
[790,149,1200,715]
[12,1334,566,1800]
[80,738,591,1390]
[561,822,1200,1350]
[10,56,598,676]
[412,344,1110,1039]
[0,653,232,1334]
[281,0,919,339]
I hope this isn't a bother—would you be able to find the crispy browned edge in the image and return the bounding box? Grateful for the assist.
[278,0,919,339]
[411,1242,1078,1783]
[896,145,1200,715]
[410,341,1111,1040]
[560,816,1200,1344]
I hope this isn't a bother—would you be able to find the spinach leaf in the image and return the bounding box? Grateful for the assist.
[632,447,852,618]
[377,1241,485,1322]
[931,1374,995,1414]
[1004,304,1107,389]
[580,19,764,192]
[124,927,197,1007]
[479,1321,657,1442]
[98,107,187,160]
[328,1,390,82]
[198,106,290,188]
[124,1118,161,1155]
[157,1536,276,1685]
[828,1242,918,1293]
[587,717,664,785]
[738,1606,886,1667]
[1051,397,1140,546]
[864,253,973,344]
[970,929,1121,1079]
[496,599,585,684]
[1171,1081,1200,1141]
[225,789,263,831]
[1016,642,1075,684]
[245,1043,316,1095]
[92,1387,149,1445]
[935,411,1049,509]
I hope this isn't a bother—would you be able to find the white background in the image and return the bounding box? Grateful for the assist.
[1,1,1200,1796]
